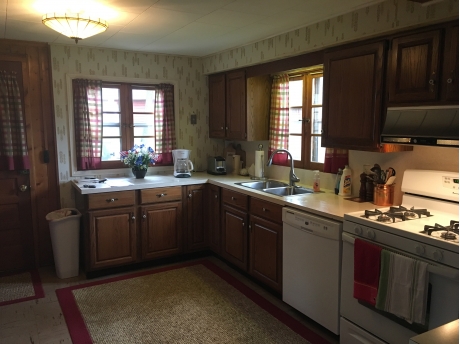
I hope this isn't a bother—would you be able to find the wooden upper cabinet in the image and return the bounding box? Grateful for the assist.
[441,24,459,102]
[226,70,247,140]
[388,30,441,104]
[322,41,386,151]
[209,73,226,139]
[208,70,271,141]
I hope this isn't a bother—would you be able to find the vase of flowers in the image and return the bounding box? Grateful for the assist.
[120,144,157,179]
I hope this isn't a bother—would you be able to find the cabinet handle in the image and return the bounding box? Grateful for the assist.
[231,196,236,201]
[429,79,435,85]
[226,127,228,130]
[447,78,453,84]
[142,213,146,220]
[188,193,192,198]
[429,72,436,91]
[214,195,218,199]
[131,214,136,221]
[242,222,245,227]
[156,193,167,197]
[106,198,118,202]
[249,224,252,231]
[220,126,224,129]
[262,207,267,212]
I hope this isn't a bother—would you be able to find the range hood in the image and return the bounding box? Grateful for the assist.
[381,106,459,147]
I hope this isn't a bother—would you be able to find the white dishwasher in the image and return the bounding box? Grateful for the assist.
[282,207,342,335]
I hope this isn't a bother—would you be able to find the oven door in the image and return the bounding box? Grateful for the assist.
[340,232,459,344]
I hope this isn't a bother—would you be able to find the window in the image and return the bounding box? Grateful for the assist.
[72,79,175,172]
[100,83,156,169]
[288,69,325,170]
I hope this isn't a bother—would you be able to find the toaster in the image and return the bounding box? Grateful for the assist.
[207,156,226,175]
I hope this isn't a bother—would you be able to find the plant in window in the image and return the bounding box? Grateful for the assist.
[120,144,157,171]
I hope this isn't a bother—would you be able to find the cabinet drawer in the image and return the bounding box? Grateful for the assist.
[140,186,182,204]
[88,191,135,210]
[222,188,248,211]
[250,197,282,223]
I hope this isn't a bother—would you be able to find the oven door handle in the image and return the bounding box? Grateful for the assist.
[342,233,459,280]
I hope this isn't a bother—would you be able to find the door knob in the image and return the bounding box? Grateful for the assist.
[20,185,28,192]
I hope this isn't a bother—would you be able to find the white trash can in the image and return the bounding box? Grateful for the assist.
[46,208,82,279]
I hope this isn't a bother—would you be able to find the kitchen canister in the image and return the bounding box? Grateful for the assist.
[373,184,395,206]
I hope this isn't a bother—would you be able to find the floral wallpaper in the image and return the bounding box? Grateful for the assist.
[50,0,458,207]
[202,0,458,73]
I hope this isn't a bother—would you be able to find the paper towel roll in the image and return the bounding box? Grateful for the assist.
[232,155,240,175]
[254,151,264,178]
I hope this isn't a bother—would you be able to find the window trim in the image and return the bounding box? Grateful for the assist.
[66,74,179,178]
[288,69,324,171]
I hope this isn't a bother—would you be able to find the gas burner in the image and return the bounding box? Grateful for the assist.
[389,206,431,218]
[421,222,459,242]
[364,209,383,218]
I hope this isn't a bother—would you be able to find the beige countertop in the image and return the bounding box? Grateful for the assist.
[71,172,381,221]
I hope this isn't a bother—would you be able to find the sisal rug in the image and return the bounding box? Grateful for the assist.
[0,270,45,306]
[57,260,330,344]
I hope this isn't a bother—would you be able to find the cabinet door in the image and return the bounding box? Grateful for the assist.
[221,204,248,271]
[89,207,137,270]
[226,70,246,140]
[141,202,183,260]
[186,184,207,251]
[249,215,282,293]
[209,74,226,139]
[208,184,221,254]
[441,25,459,102]
[322,41,385,150]
[388,30,441,104]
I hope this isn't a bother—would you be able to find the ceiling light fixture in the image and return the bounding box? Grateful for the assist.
[42,13,108,44]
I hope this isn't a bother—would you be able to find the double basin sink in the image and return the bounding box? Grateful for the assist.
[235,180,314,196]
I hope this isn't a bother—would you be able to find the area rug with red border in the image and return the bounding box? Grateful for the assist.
[0,270,45,306]
[56,259,330,344]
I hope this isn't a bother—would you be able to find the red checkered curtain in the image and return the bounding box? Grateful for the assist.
[73,79,102,170]
[323,148,349,173]
[0,72,29,170]
[154,84,176,165]
[268,74,290,166]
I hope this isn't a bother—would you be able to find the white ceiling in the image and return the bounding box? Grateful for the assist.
[1,0,385,57]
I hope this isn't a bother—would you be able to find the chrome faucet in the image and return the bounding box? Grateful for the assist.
[266,149,300,187]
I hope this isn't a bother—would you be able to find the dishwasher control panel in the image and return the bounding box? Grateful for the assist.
[283,207,342,240]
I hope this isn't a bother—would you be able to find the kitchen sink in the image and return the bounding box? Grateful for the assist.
[235,180,289,190]
[262,186,314,196]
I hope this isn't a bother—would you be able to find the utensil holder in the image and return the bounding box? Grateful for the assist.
[373,184,395,206]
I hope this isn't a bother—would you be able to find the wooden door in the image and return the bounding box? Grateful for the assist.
[221,204,248,271]
[208,184,221,254]
[89,207,137,269]
[249,215,282,292]
[322,41,385,150]
[209,74,226,139]
[141,201,183,260]
[441,25,459,102]
[0,59,34,273]
[185,184,207,251]
[388,30,441,104]
[226,70,246,140]
[0,171,34,273]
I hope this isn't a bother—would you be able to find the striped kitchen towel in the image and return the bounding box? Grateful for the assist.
[375,249,429,324]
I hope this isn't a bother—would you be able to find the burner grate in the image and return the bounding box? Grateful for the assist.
[421,221,459,241]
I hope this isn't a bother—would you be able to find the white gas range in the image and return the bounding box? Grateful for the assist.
[340,170,459,344]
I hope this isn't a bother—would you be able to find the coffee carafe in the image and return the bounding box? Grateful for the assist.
[172,149,194,178]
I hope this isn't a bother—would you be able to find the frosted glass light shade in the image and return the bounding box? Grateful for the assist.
[42,13,108,43]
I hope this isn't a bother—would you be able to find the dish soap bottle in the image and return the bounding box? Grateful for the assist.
[313,170,320,192]
[339,165,352,197]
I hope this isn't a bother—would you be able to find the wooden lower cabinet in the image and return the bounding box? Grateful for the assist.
[249,214,282,292]
[185,184,207,251]
[208,185,221,254]
[88,207,137,270]
[140,201,183,260]
[221,204,248,271]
